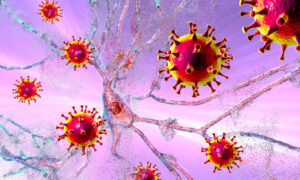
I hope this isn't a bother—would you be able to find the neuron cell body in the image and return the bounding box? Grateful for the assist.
[201,133,243,173]
[158,22,233,97]
[102,86,136,156]
[38,0,62,24]
[61,36,95,71]
[56,105,107,155]
[131,161,161,180]
[240,0,300,60]
[12,76,43,104]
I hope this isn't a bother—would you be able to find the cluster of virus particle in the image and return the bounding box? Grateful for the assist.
[158,22,233,97]
[38,0,62,24]
[60,36,95,71]
[56,105,107,155]
[12,76,43,104]
[240,0,300,60]
[201,133,243,173]
[113,49,134,71]
[131,161,161,180]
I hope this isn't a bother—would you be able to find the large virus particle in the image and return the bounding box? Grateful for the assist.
[158,22,233,97]
[201,133,243,173]
[60,36,95,71]
[112,49,134,71]
[12,76,42,104]
[56,105,107,155]
[131,161,161,180]
[38,0,62,24]
[240,0,300,60]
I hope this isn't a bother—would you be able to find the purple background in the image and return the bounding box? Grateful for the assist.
[0,0,300,179]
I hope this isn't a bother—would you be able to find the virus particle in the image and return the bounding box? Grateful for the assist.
[38,0,62,24]
[158,22,233,97]
[113,49,134,71]
[60,36,95,71]
[131,161,161,180]
[56,105,107,155]
[12,76,43,104]
[240,0,300,60]
[201,133,243,173]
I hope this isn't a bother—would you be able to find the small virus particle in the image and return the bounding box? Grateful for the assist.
[158,22,233,97]
[12,76,43,104]
[38,0,62,24]
[131,161,161,180]
[240,0,300,60]
[201,133,243,173]
[113,49,134,71]
[56,105,107,155]
[61,36,95,71]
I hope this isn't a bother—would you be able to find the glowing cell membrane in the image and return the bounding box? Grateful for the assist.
[240,0,300,60]
[131,161,161,180]
[38,0,62,24]
[113,49,134,71]
[201,133,243,173]
[60,36,95,71]
[12,76,43,104]
[158,22,233,97]
[56,105,107,155]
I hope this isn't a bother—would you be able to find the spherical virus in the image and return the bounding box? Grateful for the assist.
[56,105,107,155]
[61,36,95,71]
[158,22,233,97]
[38,0,62,24]
[12,76,43,104]
[113,49,134,71]
[201,133,243,173]
[240,0,300,60]
[131,161,161,180]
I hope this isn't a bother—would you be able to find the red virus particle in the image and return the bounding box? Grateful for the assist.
[240,0,300,60]
[12,76,43,104]
[201,133,243,173]
[131,161,161,180]
[56,105,107,155]
[61,36,95,71]
[113,49,134,71]
[38,0,62,24]
[158,22,233,97]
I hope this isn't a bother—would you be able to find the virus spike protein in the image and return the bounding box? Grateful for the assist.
[12,76,43,104]
[38,0,62,24]
[56,105,107,155]
[60,36,95,71]
[240,0,300,60]
[158,22,233,98]
[201,133,243,173]
[131,161,162,180]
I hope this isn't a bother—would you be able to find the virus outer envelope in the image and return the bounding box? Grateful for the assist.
[56,105,107,155]
[240,0,300,60]
[61,36,95,71]
[131,161,161,180]
[12,76,42,104]
[201,133,243,173]
[38,0,62,24]
[158,22,233,97]
[113,49,134,71]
